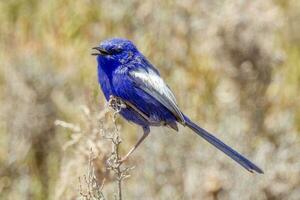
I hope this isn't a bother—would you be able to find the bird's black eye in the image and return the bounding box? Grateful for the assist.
[110,47,122,54]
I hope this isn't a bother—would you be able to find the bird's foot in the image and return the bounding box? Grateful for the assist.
[117,156,129,165]
[108,95,127,112]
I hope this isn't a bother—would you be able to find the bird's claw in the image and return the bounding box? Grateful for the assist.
[117,156,128,165]
[108,95,127,112]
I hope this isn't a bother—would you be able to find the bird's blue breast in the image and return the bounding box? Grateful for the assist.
[97,63,113,101]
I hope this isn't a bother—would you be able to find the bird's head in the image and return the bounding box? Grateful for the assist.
[92,38,139,68]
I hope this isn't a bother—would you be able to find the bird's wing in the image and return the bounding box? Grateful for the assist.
[129,67,185,124]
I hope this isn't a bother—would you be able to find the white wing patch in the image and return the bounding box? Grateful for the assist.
[130,68,185,124]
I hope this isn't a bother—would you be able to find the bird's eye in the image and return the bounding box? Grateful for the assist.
[111,47,122,54]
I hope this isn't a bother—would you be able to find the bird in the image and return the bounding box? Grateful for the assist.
[92,38,263,174]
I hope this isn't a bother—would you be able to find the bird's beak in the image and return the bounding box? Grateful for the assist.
[91,47,109,56]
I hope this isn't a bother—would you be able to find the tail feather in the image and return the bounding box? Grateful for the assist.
[184,115,263,174]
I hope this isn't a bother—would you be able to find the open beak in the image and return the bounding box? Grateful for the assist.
[91,47,109,56]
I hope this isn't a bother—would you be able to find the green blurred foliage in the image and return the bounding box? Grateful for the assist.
[0,0,299,199]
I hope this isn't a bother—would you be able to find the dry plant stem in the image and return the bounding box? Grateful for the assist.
[106,96,135,200]
[112,112,123,200]
[79,150,106,200]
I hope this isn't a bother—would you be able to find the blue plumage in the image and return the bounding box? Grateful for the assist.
[93,38,263,173]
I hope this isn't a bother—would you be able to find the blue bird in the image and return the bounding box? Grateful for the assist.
[92,38,263,174]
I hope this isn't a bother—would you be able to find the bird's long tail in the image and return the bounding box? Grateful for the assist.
[183,115,263,174]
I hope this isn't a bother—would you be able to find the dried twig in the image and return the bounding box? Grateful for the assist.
[58,99,134,200]
[79,150,106,200]
[105,96,134,200]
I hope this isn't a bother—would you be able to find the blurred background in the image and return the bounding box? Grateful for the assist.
[0,0,299,199]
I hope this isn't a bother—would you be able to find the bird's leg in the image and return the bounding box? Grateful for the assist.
[119,127,150,163]
[107,96,152,163]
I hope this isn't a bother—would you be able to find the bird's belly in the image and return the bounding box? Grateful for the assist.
[98,66,114,101]
[119,108,152,127]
